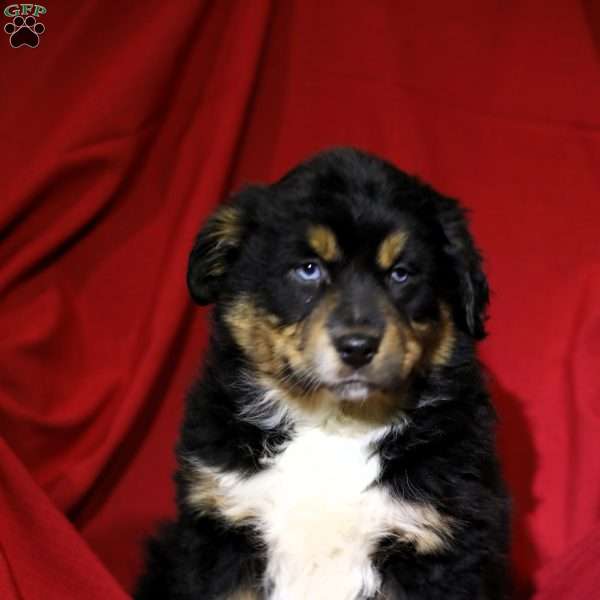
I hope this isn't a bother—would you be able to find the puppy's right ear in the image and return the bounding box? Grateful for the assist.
[187,186,262,305]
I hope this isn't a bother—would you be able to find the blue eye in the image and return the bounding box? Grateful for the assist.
[390,266,409,283]
[294,261,323,282]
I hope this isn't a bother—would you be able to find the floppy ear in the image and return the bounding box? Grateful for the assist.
[187,186,262,305]
[435,196,489,339]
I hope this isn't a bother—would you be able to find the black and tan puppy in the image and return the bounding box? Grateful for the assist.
[135,148,510,599]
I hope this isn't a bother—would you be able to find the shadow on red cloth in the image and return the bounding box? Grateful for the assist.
[490,373,538,599]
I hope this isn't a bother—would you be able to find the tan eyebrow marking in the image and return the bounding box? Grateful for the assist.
[307,225,341,262]
[377,230,409,270]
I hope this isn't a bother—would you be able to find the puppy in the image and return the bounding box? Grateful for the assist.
[135,148,510,600]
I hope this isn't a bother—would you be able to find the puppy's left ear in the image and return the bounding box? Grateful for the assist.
[435,195,489,339]
[187,186,263,305]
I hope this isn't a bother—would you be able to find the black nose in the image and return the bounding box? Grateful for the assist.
[334,333,380,368]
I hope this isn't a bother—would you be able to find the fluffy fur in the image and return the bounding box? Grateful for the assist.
[135,148,510,599]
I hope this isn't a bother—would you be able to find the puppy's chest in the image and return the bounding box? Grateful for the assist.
[256,427,384,544]
[238,428,386,599]
[198,428,447,600]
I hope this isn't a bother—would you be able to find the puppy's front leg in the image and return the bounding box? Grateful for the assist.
[134,515,263,600]
[375,549,509,600]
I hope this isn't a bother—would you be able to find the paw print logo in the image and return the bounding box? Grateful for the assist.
[4,15,45,48]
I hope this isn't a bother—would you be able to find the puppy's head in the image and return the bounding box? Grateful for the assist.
[188,149,488,418]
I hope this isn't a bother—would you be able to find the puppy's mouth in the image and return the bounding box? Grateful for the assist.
[327,378,380,402]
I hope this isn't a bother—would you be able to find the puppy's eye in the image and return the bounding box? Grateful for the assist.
[293,261,325,282]
[390,266,409,284]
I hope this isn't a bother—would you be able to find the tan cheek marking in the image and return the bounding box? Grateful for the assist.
[402,334,424,376]
[409,304,456,367]
[272,322,308,373]
[430,304,455,366]
[377,301,456,377]
[224,298,274,367]
[373,318,405,380]
[378,314,425,378]
[307,225,341,262]
[377,230,409,270]
[224,296,308,376]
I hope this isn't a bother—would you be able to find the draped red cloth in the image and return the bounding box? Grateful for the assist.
[1,2,599,598]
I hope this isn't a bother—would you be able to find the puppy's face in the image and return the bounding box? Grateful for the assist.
[188,149,488,416]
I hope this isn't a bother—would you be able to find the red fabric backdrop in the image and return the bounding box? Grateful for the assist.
[1,2,599,598]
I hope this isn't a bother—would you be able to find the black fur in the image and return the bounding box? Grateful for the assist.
[136,148,510,599]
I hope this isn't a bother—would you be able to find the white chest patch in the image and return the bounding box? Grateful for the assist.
[188,427,449,600]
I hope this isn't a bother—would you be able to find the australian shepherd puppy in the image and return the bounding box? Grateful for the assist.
[135,148,510,600]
